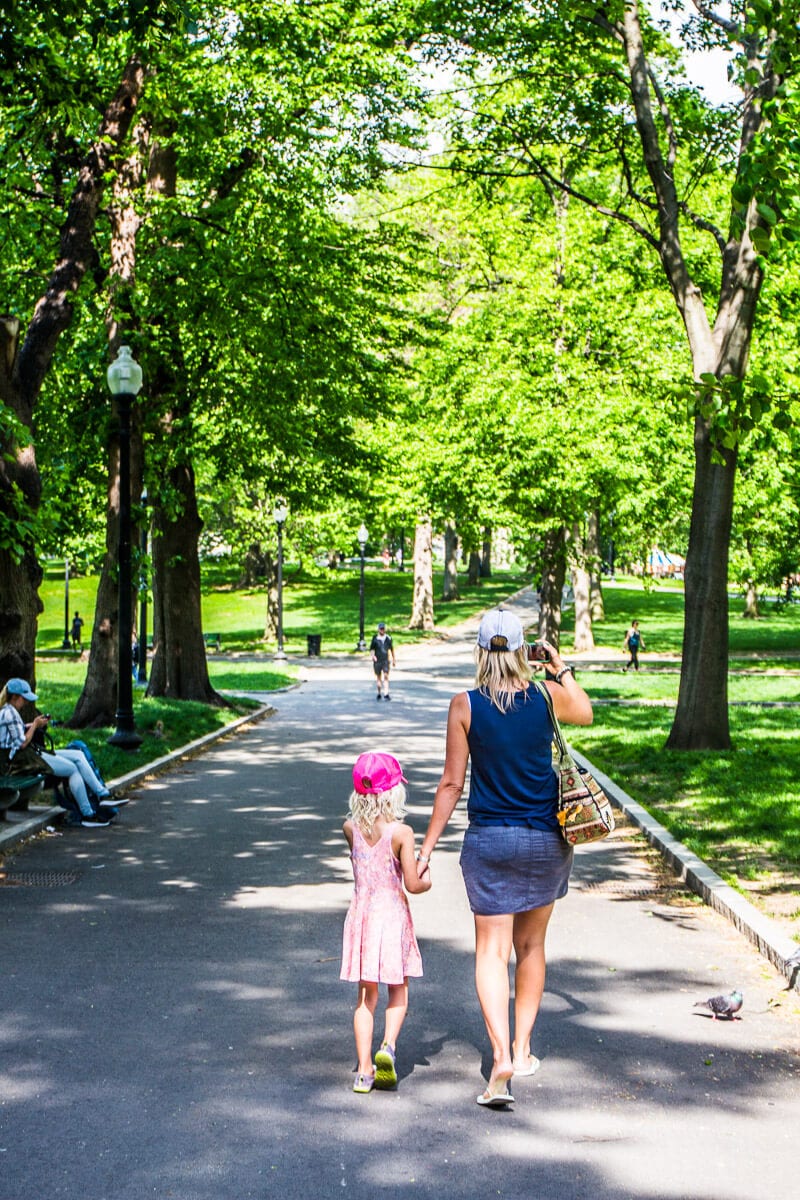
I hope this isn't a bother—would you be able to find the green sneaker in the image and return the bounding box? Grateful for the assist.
[374,1043,397,1089]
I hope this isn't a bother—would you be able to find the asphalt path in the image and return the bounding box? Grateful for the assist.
[2,617,799,1200]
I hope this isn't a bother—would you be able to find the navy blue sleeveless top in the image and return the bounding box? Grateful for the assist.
[466,686,559,831]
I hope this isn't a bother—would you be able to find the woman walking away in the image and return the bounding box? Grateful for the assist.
[341,751,431,1094]
[416,608,593,1108]
[623,619,646,671]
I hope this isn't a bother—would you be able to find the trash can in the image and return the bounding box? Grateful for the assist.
[306,634,322,656]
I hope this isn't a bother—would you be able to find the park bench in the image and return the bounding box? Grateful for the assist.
[203,632,222,651]
[0,772,46,819]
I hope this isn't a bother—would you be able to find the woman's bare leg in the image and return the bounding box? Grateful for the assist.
[511,902,555,1069]
[473,913,514,1088]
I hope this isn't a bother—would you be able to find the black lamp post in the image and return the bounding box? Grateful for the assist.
[61,558,71,649]
[273,501,288,660]
[107,345,143,749]
[137,488,149,684]
[356,522,368,651]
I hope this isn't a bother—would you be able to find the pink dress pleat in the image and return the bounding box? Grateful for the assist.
[340,823,423,984]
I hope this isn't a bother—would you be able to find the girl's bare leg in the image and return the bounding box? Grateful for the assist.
[354,981,379,1074]
[381,981,408,1049]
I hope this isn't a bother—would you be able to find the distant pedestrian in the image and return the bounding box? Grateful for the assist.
[370,622,396,700]
[70,611,84,650]
[623,620,646,671]
[341,751,431,1094]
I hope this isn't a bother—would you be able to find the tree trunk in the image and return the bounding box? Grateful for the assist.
[587,509,605,621]
[240,541,267,588]
[442,521,460,600]
[409,521,435,630]
[0,318,42,686]
[148,459,226,705]
[742,582,759,619]
[0,58,145,687]
[480,528,492,578]
[570,522,595,653]
[666,429,736,749]
[467,550,481,586]
[537,527,567,649]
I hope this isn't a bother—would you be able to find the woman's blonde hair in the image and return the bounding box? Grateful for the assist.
[474,644,532,713]
[0,685,10,708]
[348,781,407,836]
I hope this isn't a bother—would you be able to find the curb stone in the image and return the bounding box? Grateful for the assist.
[0,702,276,856]
[571,746,800,992]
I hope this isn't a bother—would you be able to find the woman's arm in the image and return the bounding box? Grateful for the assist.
[539,640,593,726]
[395,824,432,893]
[417,692,470,874]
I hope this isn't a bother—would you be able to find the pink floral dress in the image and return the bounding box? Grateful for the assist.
[340,822,423,984]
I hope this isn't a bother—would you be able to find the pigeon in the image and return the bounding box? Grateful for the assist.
[694,990,743,1020]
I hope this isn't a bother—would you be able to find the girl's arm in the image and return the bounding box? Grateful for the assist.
[417,692,470,875]
[394,824,431,893]
[342,819,354,851]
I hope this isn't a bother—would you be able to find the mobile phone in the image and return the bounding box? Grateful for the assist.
[526,641,551,664]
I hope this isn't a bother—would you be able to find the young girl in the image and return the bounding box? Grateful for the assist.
[341,751,431,1094]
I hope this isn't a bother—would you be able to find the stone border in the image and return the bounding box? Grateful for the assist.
[0,702,276,856]
[570,747,800,992]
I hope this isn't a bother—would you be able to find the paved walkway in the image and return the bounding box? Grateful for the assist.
[2,603,798,1199]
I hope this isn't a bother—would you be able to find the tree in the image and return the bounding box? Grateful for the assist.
[421,0,800,747]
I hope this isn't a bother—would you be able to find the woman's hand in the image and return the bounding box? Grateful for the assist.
[539,639,565,675]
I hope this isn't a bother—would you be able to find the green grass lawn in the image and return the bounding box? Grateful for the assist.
[38,561,529,654]
[572,691,800,909]
[561,575,800,660]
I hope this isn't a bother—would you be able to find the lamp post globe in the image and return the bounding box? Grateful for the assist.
[273,502,288,661]
[356,523,368,652]
[107,345,143,749]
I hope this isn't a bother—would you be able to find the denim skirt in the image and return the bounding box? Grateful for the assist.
[459,824,574,916]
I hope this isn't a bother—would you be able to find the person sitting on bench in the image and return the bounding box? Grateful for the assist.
[0,679,122,829]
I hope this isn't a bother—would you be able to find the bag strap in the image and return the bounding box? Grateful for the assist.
[532,679,570,760]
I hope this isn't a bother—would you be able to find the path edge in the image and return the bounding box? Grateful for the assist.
[570,747,800,992]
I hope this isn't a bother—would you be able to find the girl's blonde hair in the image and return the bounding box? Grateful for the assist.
[0,685,10,708]
[348,781,407,836]
[474,644,532,713]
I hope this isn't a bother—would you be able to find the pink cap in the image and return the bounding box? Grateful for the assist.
[352,751,407,796]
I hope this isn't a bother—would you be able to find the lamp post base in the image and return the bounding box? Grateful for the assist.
[108,722,143,750]
[61,638,71,650]
[356,639,367,652]
[273,649,287,661]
